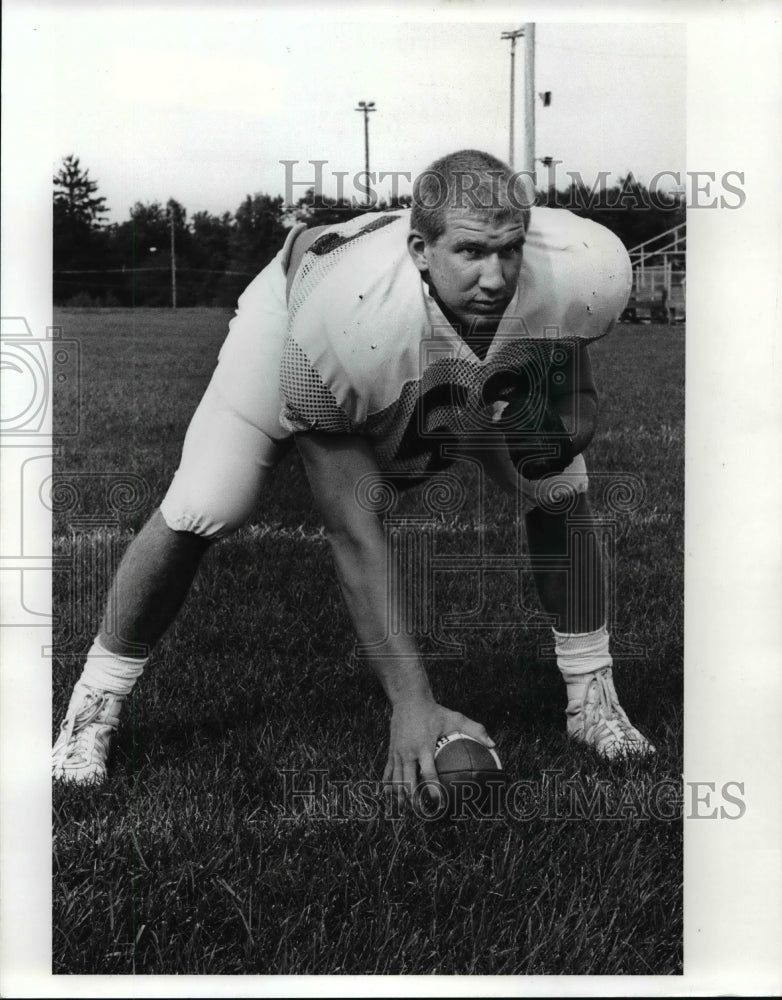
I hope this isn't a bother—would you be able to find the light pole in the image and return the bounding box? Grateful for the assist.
[355,100,376,206]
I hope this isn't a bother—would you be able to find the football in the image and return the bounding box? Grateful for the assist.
[433,732,507,818]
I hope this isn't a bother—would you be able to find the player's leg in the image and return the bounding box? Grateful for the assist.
[99,511,209,657]
[523,488,604,635]
[50,514,209,786]
[522,472,654,758]
[53,241,295,784]
[98,375,291,660]
[469,442,654,758]
[52,382,288,783]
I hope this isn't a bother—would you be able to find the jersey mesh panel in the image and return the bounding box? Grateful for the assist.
[279,338,353,434]
[364,339,560,474]
[281,326,565,473]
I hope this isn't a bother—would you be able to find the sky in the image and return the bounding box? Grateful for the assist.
[38,12,686,222]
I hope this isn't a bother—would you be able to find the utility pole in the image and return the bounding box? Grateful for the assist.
[167,201,177,310]
[501,28,524,168]
[501,24,536,173]
[523,23,536,175]
[355,100,376,206]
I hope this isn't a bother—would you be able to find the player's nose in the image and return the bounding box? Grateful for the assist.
[477,253,506,292]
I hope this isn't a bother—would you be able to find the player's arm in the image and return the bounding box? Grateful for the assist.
[295,430,494,804]
[547,338,599,457]
[505,339,598,480]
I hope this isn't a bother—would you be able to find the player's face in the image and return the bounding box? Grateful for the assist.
[409,211,527,333]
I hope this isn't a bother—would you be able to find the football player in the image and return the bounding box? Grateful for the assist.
[53,150,655,796]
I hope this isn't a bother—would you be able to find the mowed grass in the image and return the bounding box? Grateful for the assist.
[52,307,684,975]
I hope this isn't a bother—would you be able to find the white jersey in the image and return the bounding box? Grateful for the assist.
[280,207,631,475]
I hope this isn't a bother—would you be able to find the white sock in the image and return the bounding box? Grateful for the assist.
[553,624,613,712]
[77,637,148,697]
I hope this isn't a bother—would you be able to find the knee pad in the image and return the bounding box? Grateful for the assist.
[159,474,259,540]
[159,381,283,540]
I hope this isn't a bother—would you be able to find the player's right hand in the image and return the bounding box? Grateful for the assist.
[504,401,576,481]
[382,697,495,809]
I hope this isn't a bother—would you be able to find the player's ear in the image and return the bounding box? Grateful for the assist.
[407,230,430,273]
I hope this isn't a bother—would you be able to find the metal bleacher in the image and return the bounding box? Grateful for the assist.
[621,223,686,324]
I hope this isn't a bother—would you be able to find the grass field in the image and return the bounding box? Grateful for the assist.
[52,307,684,975]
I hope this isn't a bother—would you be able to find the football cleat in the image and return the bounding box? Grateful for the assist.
[567,668,656,759]
[52,683,125,784]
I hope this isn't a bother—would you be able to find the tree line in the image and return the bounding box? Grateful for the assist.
[53,155,684,308]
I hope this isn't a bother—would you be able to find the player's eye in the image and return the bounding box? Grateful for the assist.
[459,247,482,259]
[501,241,525,257]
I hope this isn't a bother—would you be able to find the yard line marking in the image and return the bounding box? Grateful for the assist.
[52,519,501,546]
[52,508,670,548]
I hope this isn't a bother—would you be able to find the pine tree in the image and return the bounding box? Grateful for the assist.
[53,155,109,229]
[53,155,111,304]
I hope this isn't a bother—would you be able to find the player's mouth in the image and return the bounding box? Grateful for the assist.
[471,299,509,313]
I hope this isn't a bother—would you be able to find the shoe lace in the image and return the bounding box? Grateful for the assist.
[60,690,111,761]
[584,670,641,746]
